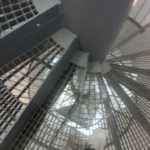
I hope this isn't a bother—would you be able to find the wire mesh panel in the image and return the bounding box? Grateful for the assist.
[9,63,150,150]
[0,0,150,150]
[10,63,77,150]
[0,36,65,144]
[109,49,150,89]
[104,80,150,150]
[0,0,38,37]
[8,64,149,150]
[108,19,150,90]
[0,80,25,143]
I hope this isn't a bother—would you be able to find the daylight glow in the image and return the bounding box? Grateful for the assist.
[133,0,138,6]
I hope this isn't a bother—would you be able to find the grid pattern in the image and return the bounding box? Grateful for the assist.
[11,64,78,150]
[0,0,38,36]
[0,0,150,149]
[104,80,150,150]
[10,66,150,150]
[110,49,150,90]
[0,37,65,143]
[0,80,25,143]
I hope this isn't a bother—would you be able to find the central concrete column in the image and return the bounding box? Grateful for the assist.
[62,0,133,62]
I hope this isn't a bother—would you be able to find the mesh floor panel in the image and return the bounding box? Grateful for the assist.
[0,0,150,150]
[0,37,65,143]
[9,65,150,150]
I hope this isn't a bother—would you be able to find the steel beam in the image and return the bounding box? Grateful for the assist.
[111,64,150,76]
[0,37,79,150]
[109,48,150,62]
[105,72,150,136]
[98,78,122,150]
[0,4,63,68]
[110,70,150,101]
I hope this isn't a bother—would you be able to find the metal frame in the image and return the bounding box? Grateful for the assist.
[110,70,150,100]
[0,37,79,150]
[109,47,150,62]
[105,71,150,137]
[99,77,122,150]
[111,64,150,76]
[0,4,63,68]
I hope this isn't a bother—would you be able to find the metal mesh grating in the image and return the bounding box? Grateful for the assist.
[0,0,150,149]
[0,0,38,36]
[0,37,65,143]
[9,65,150,150]
[11,63,77,150]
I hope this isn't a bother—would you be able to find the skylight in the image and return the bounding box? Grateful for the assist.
[133,0,138,6]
